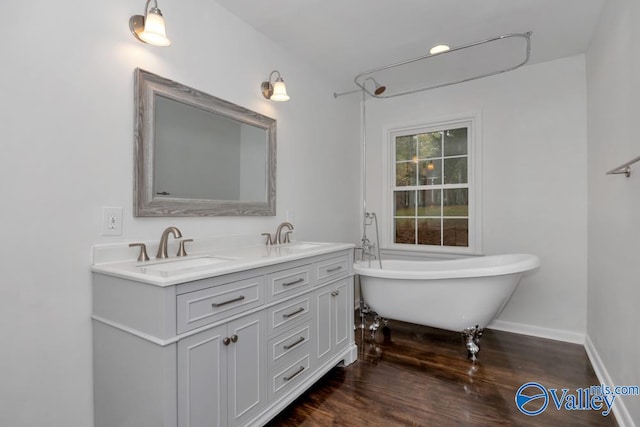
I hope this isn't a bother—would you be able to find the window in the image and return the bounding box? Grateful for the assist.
[387,116,480,253]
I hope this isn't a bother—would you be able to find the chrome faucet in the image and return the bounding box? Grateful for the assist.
[274,222,294,244]
[156,226,183,259]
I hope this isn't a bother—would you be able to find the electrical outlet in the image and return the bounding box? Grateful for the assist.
[101,207,123,236]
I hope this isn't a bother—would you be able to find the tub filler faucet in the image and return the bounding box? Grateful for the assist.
[156,226,182,259]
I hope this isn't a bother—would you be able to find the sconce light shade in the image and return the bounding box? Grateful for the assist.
[261,70,290,101]
[130,0,171,47]
[270,78,290,101]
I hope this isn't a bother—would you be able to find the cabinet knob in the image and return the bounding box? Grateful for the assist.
[331,290,340,297]
[223,337,231,346]
[230,334,238,343]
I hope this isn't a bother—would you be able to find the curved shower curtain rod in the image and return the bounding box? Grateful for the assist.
[341,32,531,265]
[334,32,532,99]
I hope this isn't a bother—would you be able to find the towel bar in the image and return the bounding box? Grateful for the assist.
[606,155,640,178]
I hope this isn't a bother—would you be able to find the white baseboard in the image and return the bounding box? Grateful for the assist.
[488,319,585,344]
[584,335,635,427]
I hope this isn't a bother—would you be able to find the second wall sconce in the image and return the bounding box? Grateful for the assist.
[261,70,290,101]
[129,0,171,47]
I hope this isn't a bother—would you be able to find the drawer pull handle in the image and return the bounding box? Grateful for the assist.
[327,266,342,273]
[282,307,305,318]
[283,366,305,382]
[282,278,304,287]
[283,336,305,350]
[331,290,340,297]
[211,295,245,308]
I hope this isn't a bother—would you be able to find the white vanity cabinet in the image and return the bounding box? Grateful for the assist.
[92,244,357,427]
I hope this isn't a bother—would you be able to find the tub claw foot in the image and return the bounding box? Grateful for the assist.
[462,325,483,361]
[369,315,381,340]
[359,302,375,330]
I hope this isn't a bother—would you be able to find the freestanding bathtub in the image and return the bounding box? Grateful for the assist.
[354,254,540,360]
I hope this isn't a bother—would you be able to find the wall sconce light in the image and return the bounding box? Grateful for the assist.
[261,70,290,101]
[129,0,171,47]
[427,160,435,170]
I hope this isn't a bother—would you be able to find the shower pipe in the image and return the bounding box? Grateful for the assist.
[361,89,369,253]
[357,87,381,266]
[353,32,532,99]
[336,78,385,247]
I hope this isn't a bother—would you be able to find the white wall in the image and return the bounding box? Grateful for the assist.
[0,1,360,426]
[364,55,588,338]
[586,0,640,423]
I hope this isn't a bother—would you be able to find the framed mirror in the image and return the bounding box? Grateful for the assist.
[134,68,276,216]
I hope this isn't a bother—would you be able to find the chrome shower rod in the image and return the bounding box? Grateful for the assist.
[351,32,532,99]
[606,155,640,178]
[333,88,361,98]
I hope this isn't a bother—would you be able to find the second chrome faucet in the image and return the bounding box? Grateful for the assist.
[263,222,294,246]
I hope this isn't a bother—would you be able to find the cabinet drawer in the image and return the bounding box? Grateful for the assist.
[177,276,264,333]
[269,325,311,367]
[270,354,311,400]
[266,265,311,302]
[315,255,350,285]
[268,296,311,336]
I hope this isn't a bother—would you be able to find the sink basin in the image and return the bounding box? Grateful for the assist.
[138,256,232,276]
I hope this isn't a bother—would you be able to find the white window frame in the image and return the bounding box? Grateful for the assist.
[380,112,482,255]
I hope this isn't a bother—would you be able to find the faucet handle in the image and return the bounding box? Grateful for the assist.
[261,233,274,246]
[177,239,193,257]
[129,243,150,262]
[283,230,293,243]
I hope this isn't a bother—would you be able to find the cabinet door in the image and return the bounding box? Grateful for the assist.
[315,278,353,367]
[332,279,351,353]
[227,311,267,427]
[315,286,334,366]
[178,324,227,427]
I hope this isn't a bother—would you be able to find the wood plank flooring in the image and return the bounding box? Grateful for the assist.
[267,318,617,426]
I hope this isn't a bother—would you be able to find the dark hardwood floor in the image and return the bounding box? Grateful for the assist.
[267,318,617,426]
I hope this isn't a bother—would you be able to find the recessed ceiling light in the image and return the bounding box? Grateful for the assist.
[430,44,450,55]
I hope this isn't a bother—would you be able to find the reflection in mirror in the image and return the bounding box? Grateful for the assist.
[134,68,276,216]
[154,95,268,201]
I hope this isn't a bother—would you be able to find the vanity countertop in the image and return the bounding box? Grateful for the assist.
[91,241,354,287]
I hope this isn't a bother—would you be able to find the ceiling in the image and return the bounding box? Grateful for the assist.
[215,0,606,91]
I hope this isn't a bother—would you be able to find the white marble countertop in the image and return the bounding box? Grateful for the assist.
[91,241,354,286]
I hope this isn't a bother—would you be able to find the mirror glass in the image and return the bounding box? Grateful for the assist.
[134,68,276,216]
